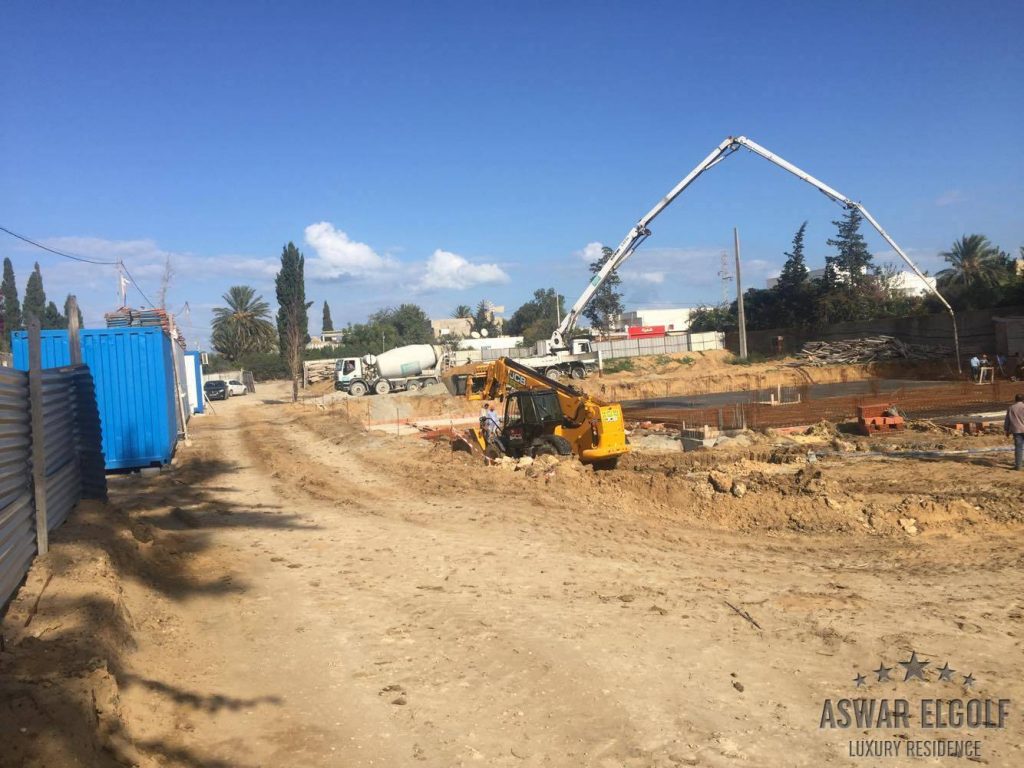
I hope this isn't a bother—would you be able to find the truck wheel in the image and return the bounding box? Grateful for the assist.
[406,380,421,391]
[349,381,367,397]
[544,367,562,380]
[570,365,586,379]
[423,377,438,386]
[374,380,391,395]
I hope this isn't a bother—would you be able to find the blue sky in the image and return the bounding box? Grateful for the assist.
[2,1,1022,347]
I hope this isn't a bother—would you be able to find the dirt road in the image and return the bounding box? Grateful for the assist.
[3,385,1023,767]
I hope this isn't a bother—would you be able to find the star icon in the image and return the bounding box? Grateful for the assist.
[937,663,956,682]
[854,673,867,687]
[963,673,976,689]
[900,651,929,682]
[874,663,893,682]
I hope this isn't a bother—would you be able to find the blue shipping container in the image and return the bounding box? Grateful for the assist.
[12,327,179,470]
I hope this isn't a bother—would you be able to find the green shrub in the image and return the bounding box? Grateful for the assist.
[604,358,635,373]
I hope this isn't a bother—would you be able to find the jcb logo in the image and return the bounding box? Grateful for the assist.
[509,371,527,387]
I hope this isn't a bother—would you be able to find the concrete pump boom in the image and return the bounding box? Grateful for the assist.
[552,135,961,372]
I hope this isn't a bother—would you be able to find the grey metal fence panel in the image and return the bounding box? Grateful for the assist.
[72,367,107,500]
[0,363,105,609]
[0,368,33,608]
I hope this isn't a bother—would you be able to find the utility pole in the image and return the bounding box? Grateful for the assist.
[734,227,748,359]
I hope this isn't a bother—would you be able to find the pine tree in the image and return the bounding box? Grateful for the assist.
[322,301,334,333]
[64,294,84,329]
[582,246,624,334]
[825,208,874,290]
[1,258,21,351]
[777,222,809,291]
[23,262,46,322]
[275,242,311,402]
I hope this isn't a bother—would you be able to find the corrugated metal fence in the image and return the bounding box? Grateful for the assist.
[480,332,724,362]
[0,363,106,609]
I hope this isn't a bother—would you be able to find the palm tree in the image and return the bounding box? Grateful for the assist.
[936,235,1006,288]
[452,304,473,320]
[211,285,276,361]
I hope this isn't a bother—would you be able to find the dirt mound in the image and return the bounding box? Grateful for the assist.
[580,349,952,401]
[1,501,151,766]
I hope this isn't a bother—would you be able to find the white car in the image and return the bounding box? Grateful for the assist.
[226,379,248,396]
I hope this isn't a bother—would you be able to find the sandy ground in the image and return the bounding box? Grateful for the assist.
[2,379,1023,767]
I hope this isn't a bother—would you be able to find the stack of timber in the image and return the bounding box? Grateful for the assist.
[794,335,950,366]
[104,306,186,348]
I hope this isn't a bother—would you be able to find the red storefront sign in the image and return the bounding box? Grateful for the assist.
[627,325,666,338]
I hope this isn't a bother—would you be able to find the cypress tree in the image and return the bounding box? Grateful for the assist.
[1,258,21,350]
[322,301,334,333]
[275,242,311,402]
[23,262,46,322]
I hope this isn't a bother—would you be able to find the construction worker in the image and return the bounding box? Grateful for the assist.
[969,354,981,382]
[485,403,501,438]
[1005,394,1024,471]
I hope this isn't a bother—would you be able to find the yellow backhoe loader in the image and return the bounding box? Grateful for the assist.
[442,357,629,469]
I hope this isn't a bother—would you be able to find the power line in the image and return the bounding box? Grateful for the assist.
[0,225,120,265]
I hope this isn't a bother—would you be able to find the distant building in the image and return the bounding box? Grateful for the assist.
[432,302,506,339]
[458,335,524,351]
[431,318,473,338]
[618,308,693,333]
[765,267,936,297]
[305,329,346,351]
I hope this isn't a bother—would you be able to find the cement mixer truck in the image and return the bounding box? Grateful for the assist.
[335,344,448,396]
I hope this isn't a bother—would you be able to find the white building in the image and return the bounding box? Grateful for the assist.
[618,308,694,333]
[765,268,936,297]
[458,335,524,351]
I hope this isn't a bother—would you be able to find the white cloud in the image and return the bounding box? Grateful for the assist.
[577,241,605,263]
[935,189,965,207]
[303,221,392,279]
[621,269,665,284]
[418,249,509,291]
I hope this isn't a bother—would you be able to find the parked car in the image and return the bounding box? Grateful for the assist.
[204,380,229,401]
[226,379,248,396]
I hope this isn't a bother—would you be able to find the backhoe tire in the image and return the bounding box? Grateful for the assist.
[374,380,391,395]
[570,365,586,380]
[544,435,573,455]
[531,441,558,458]
[348,381,367,397]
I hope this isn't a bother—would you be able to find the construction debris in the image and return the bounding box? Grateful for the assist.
[794,336,950,366]
[303,358,339,385]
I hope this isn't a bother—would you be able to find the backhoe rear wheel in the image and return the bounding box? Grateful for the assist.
[531,442,558,458]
